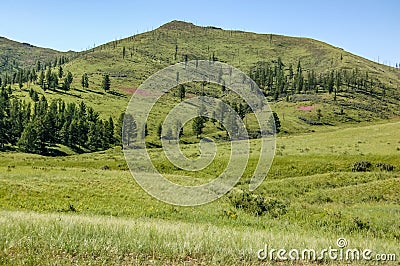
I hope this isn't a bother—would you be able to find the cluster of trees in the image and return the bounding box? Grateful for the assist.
[0,87,121,154]
[249,58,390,100]
[0,57,70,89]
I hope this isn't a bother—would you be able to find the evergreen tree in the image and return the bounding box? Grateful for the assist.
[143,123,149,139]
[58,65,63,78]
[267,111,281,134]
[105,116,115,145]
[102,74,110,91]
[62,71,73,91]
[122,114,137,147]
[157,122,162,139]
[86,121,102,151]
[178,84,185,101]
[224,112,239,139]
[295,60,304,93]
[17,122,41,153]
[38,70,45,89]
[114,113,124,146]
[81,73,89,89]
[192,117,205,138]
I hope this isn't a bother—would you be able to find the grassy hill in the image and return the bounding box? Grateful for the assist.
[0,36,76,73]
[3,20,396,138]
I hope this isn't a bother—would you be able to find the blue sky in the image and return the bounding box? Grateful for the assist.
[1,0,399,66]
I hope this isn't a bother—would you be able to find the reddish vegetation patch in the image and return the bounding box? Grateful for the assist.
[121,87,153,96]
[121,87,137,94]
[186,93,196,99]
[297,105,315,111]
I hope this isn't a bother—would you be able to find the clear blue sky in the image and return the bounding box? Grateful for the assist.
[1,0,399,66]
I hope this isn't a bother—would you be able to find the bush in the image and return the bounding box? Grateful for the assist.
[351,161,372,172]
[100,165,110,170]
[228,189,287,217]
[376,162,395,171]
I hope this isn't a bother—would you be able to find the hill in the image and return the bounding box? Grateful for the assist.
[0,36,76,73]
[1,20,400,145]
[62,20,400,133]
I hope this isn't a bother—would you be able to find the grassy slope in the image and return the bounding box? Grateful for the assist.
[61,20,400,132]
[0,37,76,73]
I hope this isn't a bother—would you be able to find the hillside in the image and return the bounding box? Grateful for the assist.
[2,20,400,139]
[0,36,76,73]
[61,20,400,133]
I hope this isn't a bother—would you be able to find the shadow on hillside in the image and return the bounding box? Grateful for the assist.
[41,148,68,157]
[47,89,82,99]
[73,88,87,93]
[107,90,127,98]
[70,145,86,154]
[86,89,105,95]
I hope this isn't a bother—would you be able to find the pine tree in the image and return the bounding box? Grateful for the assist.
[17,122,41,153]
[102,74,110,91]
[178,84,185,101]
[81,73,89,89]
[122,114,137,147]
[38,70,45,89]
[143,123,148,139]
[114,113,124,145]
[157,123,162,139]
[105,116,115,145]
[58,65,63,78]
[192,117,205,138]
[295,60,304,93]
[86,121,102,151]
[49,73,58,90]
[63,71,73,91]
[267,111,281,134]
[224,112,239,139]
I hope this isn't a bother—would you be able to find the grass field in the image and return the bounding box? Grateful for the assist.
[1,120,399,265]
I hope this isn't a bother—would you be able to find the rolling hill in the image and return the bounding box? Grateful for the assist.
[1,20,400,137]
[0,36,76,73]
[8,20,398,134]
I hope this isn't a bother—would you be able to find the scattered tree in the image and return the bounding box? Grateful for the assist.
[102,74,111,91]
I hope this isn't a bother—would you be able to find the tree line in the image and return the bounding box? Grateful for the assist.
[249,58,392,101]
[0,87,125,154]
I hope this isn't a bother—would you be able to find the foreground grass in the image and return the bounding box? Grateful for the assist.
[0,210,398,265]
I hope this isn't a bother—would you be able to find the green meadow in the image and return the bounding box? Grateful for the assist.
[1,120,399,265]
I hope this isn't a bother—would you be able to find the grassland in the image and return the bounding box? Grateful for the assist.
[1,121,399,265]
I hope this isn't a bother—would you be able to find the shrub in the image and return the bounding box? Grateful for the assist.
[376,162,395,171]
[100,165,110,170]
[351,161,372,172]
[228,189,287,217]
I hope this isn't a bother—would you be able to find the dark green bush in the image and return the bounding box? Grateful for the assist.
[351,161,372,172]
[228,190,287,217]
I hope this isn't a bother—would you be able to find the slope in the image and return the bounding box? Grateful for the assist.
[0,36,76,73]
